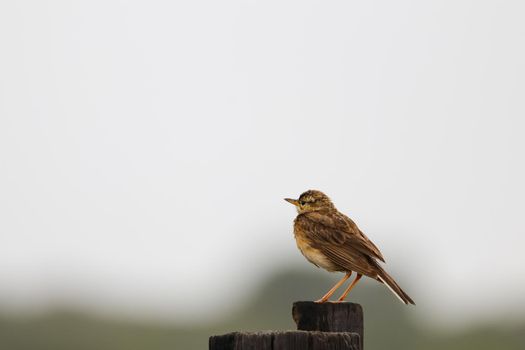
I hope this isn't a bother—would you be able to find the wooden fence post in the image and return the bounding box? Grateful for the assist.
[209,301,363,350]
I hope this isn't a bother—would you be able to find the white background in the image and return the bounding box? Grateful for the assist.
[1,0,524,327]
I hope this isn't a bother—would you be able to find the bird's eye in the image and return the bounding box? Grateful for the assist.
[300,200,306,206]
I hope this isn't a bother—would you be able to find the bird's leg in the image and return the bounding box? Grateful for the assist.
[315,272,351,303]
[336,273,362,302]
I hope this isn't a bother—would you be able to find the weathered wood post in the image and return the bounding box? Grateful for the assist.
[209,301,363,350]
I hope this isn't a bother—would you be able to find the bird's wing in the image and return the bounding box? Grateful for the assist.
[342,214,385,262]
[296,213,380,276]
[304,212,385,262]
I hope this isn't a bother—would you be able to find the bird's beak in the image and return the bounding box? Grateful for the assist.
[284,198,299,206]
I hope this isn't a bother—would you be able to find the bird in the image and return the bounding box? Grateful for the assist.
[285,190,415,305]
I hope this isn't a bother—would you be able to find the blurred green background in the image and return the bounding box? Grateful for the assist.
[1,267,523,350]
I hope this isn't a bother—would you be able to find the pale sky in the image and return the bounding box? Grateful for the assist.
[1,0,524,326]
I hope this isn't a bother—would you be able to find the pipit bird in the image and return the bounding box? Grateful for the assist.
[285,190,415,305]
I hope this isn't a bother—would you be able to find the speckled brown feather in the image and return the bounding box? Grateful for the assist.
[289,190,415,305]
[294,212,381,277]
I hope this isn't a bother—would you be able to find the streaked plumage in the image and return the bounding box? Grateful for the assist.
[285,190,415,305]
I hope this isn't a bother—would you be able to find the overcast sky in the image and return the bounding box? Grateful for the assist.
[1,0,524,326]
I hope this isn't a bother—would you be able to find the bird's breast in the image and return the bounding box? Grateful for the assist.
[294,233,338,272]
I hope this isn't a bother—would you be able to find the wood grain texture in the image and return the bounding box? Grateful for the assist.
[209,331,360,350]
[292,301,363,349]
[209,302,364,350]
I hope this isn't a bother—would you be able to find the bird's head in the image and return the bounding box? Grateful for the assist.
[285,190,335,214]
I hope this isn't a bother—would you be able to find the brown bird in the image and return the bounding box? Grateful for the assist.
[285,190,415,305]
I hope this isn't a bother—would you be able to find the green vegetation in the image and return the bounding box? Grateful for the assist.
[0,268,523,349]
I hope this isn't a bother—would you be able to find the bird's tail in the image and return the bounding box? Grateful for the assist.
[376,266,415,305]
